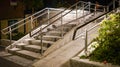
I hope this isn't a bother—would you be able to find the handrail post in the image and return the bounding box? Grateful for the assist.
[31,16,33,29]
[95,4,97,16]
[47,8,50,24]
[88,2,91,13]
[113,0,115,12]
[40,28,43,55]
[82,2,85,23]
[76,4,78,19]
[30,16,33,37]
[61,12,63,38]
[119,0,120,7]
[9,27,12,45]
[84,29,88,56]
[103,7,106,13]
[107,6,109,12]
[76,4,78,24]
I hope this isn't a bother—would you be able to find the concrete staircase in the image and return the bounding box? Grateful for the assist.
[0,11,105,67]
[0,22,77,67]
[0,0,108,66]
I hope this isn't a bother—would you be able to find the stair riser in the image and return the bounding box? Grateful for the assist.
[15,51,37,60]
[8,50,19,55]
[47,33,63,36]
[38,37,60,42]
[8,49,39,60]
[23,46,46,53]
[29,41,52,47]
[23,47,41,53]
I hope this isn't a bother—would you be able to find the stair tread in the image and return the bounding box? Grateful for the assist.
[0,51,12,57]
[43,35,62,39]
[25,45,47,50]
[48,30,66,34]
[0,51,33,67]
[16,50,41,59]
[30,40,54,44]
[42,40,55,44]
[9,48,21,51]
[16,43,27,46]
[6,55,33,66]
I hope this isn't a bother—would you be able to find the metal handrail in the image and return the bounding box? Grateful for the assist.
[72,0,120,40]
[29,1,106,37]
[1,8,47,34]
[2,0,106,54]
[1,8,63,35]
[72,0,120,56]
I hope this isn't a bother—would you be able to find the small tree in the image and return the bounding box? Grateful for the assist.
[90,13,120,65]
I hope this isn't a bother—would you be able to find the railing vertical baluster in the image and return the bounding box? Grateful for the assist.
[107,6,109,12]
[40,28,43,55]
[82,2,85,23]
[48,8,50,24]
[103,7,106,13]
[88,2,91,13]
[84,29,88,56]
[61,12,63,38]
[76,4,78,24]
[9,27,12,45]
[29,16,33,37]
[119,0,120,7]
[113,0,115,10]
[31,16,33,29]
[76,4,79,24]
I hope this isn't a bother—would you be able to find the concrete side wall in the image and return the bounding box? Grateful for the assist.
[43,27,75,56]
[70,57,103,67]
[70,57,120,67]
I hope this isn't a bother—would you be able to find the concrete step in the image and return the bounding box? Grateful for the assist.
[23,38,35,45]
[37,35,62,42]
[15,43,28,49]
[29,39,54,46]
[56,26,71,32]
[64,24,76,27]
[8,47,21,54]
[46,30,66,36]
[0,51,33,67]
[23,45,47,53]
[8,48,41,60]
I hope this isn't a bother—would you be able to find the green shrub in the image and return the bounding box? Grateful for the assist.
[90,12,120,65]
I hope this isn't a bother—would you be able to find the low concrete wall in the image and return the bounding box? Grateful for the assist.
[43,27,76,56]
[70,57,120,67]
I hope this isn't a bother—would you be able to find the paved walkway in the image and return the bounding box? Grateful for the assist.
[33,22,99,67]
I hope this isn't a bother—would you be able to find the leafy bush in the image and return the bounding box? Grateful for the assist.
[90,12,120,65]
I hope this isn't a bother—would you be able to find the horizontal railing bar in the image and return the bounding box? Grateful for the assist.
[1,8,47,32]
[30,9,73,37]
[66,13,93,25]
[29,1,88,36]
[4,20,31,34]
[33,11,47,20]
[47,8,64,11]
[73,6,119,40]
[75,32,85,40]
[2,12,48,35]
[1,1,93,35]
[1,7,63,34]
